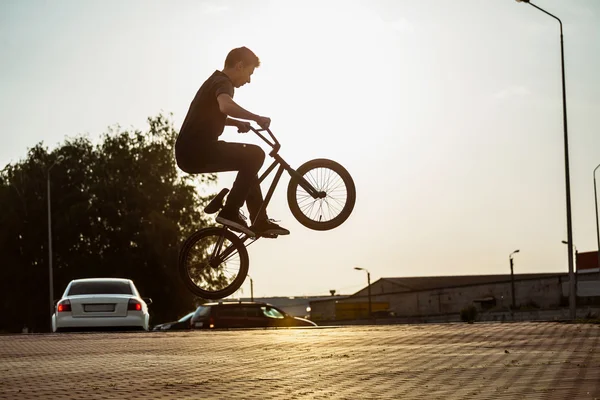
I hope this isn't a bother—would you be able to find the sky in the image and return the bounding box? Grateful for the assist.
[1,0,600,298]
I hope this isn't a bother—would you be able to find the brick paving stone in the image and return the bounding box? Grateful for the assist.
[0,323,598,399]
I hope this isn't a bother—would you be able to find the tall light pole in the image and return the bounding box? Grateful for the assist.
[561,240,577,254]
[561,240,578,270]
[509,250,520,309]
[594,164,600,279]
[249,275,254,302]
[516,0,576,320]
[47,156,63,331]
[354,267,371,319]
[562,240,578,299]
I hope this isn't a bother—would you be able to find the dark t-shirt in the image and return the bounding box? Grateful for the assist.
[177,70,235,147]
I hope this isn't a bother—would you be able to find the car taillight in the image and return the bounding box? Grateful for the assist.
[128,299,142,311]
[57,300,71,312]
[209,316,215,329]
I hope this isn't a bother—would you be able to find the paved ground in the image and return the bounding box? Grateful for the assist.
[0,322,599,399]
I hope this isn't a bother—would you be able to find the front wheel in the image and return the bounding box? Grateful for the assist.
[178,227,249,299]
[287,158,356,231]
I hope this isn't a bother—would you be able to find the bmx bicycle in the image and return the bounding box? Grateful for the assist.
[178,126,356,299]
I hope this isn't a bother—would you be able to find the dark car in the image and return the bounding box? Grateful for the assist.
[152,311,194,331]
[190,302,317,329]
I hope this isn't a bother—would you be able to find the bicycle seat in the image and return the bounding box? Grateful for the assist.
[257,233,279,239]
[204,188,229,214]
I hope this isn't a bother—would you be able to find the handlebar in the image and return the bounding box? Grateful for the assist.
[249,126,281,154]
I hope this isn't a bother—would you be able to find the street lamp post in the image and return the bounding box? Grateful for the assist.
[561,240,577,254]
[562,240,578,300]
[354,267,372,319]
[516,0,576,320]
[250,276,254,302]
[561,240,578,271]
[47,156,63,331]
[594,164,600,279]
[509,250,520,309]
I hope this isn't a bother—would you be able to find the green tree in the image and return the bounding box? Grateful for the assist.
[0,114,216,332]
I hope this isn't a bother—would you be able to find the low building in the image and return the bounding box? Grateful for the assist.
[310,272,600,323]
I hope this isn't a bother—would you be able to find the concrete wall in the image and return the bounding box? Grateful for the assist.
[309,299,337,321]
[315,307,600,325]
[310,276,567,320]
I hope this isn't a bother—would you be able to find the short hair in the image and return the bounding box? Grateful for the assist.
[224,47,260,69]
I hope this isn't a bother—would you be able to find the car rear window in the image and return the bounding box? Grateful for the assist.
[178,312,194,322]
[67,281,133,295]
[193,306,211,318]
[261,306,285,319]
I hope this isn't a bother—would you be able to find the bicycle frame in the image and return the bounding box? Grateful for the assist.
[249,127,326,226]
[206,126,327,262]
[183,125,355,298]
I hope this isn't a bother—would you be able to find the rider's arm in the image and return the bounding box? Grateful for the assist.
[217,94,264,123]
[225,118,243,127]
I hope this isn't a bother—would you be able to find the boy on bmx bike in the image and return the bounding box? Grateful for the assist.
[175,46,289,238]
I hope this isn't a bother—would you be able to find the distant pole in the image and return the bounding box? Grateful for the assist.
[509,250,520,309]
[516,0,576,320]
[47,157,62,332]
[562,240,578,305]
[510,258,516,309]
[354,267,372,319]
[250,277,254,302]
[594,164,600,280]
[367,271,372,319]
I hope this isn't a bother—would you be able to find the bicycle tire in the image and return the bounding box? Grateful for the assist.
[287,158,356,231]
[178,227,249,299]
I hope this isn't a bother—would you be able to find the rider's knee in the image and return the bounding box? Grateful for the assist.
[246,144,265,168]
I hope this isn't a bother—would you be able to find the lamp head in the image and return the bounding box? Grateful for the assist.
[48,154,65,171]
[515,0,530,3]
[354,267,363,271]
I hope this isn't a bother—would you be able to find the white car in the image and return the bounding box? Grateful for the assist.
[52,278,152,332]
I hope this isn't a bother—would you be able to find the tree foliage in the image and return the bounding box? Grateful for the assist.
[0,114,216,332]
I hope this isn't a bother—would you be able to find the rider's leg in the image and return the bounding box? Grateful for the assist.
[221,143,265,213]
[246,180,267,224]
[176,140,288,236]
[179,140,265,206]
[217,151,289,236]
[244,180,289,236]
[176,140,265,235]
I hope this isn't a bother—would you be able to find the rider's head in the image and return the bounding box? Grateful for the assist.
[222,47,260,88]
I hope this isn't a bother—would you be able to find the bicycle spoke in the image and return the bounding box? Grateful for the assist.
[209,233,226,262]
[294,166,349,223]
[185,234,243,291]
[288,158,355,232]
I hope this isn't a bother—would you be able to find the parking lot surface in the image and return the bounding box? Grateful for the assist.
[1,322,599,399]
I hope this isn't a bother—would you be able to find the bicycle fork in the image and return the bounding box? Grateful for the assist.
[208,227,240,266]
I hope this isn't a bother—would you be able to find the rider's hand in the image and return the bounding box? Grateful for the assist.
[236,121,252,133]
[255,116,271,129]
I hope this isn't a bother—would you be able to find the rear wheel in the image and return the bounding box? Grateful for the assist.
[178,227,249,299]
[287,158,356,230]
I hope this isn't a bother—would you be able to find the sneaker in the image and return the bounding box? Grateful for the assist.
[251,219,290,237]
[216,209,255,237]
